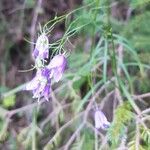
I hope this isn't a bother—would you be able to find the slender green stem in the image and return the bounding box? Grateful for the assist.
[32,106,39,150]
[105,0,141,115]
[90,0,101,55]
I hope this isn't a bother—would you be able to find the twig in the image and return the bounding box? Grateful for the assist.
[142,116,150,121]
[1,84,26,99]
[142,108,150,114]
[7,99,45,117]
[30,0,43,58]
[45,112,84,146]
[86,122,104,138]
[95,126,98,150]
[135,120,140,150]
[63,95,94,150]
[64,124,84,150]
[40,103,71,129]
[133,93,150,100]
[99,134,108,150]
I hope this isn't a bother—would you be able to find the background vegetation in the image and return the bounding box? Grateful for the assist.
[0,0,150,149]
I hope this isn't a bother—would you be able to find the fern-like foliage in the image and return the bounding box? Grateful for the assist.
[141,127,150,148]
[128,141,146,150]
[127,127,150,150]
[122,11,150,52]
[108,102,133,148]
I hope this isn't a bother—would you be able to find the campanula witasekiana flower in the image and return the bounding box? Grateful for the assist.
[48,54,67,82]
[26,33,67,101]
[26,68,51,101]
[94,110,110,129]
[33,33,49,59]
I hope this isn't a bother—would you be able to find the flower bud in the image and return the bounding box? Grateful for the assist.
[33,33,49,59]
[94,110,110,130]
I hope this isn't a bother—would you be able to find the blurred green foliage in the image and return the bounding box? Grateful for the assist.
[0,0,150,149]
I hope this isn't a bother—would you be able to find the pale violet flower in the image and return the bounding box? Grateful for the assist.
[25,54,67,101]
[26,68,51,101]
[94,110,110,130]
[48,54,67,82]
[33,33,49,59]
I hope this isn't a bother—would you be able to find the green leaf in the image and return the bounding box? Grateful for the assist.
[81,128,94,150]
[108,102,133,147]
[73,77,86,90]
[3,94,16,108]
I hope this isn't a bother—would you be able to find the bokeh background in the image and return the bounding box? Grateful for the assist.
[0,0,150,149]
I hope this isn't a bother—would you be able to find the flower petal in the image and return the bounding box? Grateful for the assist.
[32,48,39,58]
[41,68,51,77]
[43,50,49,59]
[53,68,63,82]
[48,55,67,69]
[26,77,39,90]
[32,88,40,98]
[43,84,51,100]
[95,111,103,129]
[94,110,110,129]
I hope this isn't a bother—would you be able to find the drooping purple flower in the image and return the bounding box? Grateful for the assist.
[47,54,67,82]
[94,110,110,130]
[26,68,51,101]
[32,33,49,59]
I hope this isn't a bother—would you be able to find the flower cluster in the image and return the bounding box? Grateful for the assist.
[94,109,110,130]
[26,33,67,102]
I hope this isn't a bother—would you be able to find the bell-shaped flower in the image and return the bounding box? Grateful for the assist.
[26,68,51,101]
[47,54,67,82]
[94,110,110,130]
[33,33,49,59]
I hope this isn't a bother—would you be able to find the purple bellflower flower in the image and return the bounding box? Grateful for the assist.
[26,68,51,101]
[33,33,49,59]
[94,110,110,130]
[48,54,67,82]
